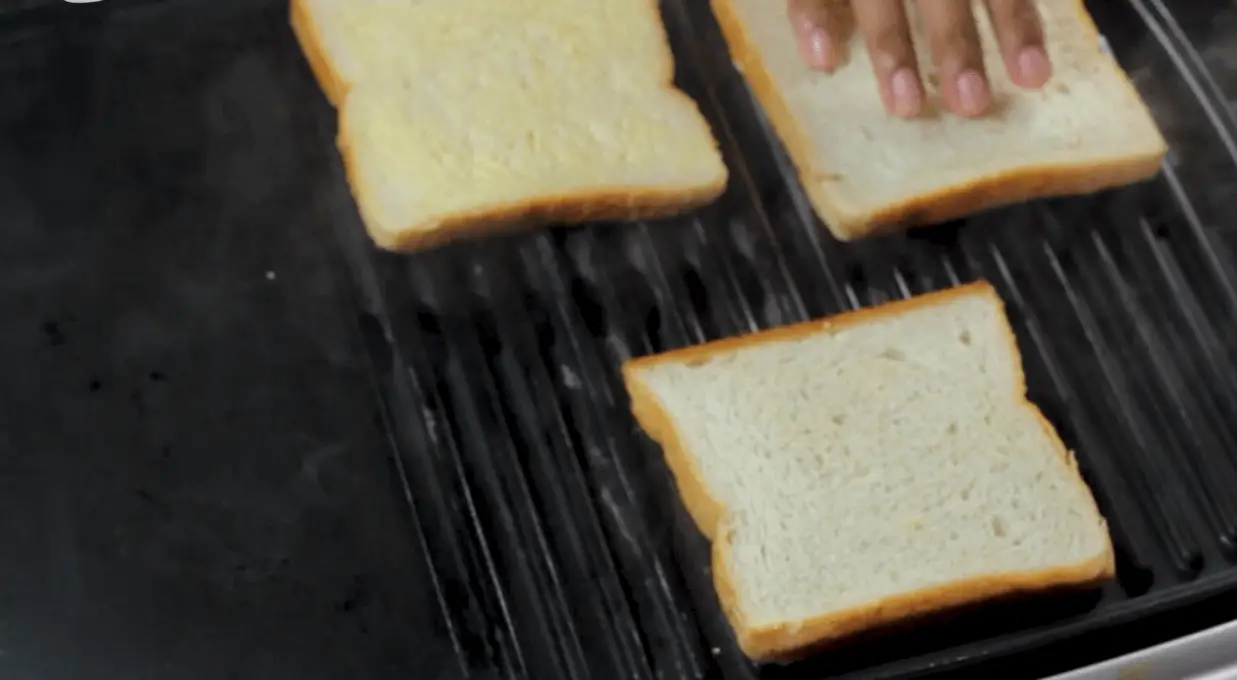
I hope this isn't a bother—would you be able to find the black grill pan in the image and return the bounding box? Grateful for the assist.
[348,0,1237,676]
[8,0,1237,678]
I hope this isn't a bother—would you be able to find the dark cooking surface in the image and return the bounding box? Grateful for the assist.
[5,0,1237,678]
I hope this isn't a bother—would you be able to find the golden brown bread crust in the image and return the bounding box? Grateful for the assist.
[622,281,1116,660]
[289,0,348,108]
[708,0,1166,241]
[289,0,728,253]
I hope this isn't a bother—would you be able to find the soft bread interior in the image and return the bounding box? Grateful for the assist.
[625,284,1112,655]
[713,0,1166,236]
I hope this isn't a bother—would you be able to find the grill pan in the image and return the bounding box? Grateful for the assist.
[6,0,1237,678]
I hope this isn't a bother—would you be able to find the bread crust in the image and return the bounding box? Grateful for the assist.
[708,0,1167,241]
[289,0,728,253]
[289,0,348,108]
[622,281,1116,660]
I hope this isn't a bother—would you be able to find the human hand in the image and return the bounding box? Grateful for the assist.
[787,0,1053,118]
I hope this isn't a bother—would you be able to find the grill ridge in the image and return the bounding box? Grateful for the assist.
[330,0,1237,677]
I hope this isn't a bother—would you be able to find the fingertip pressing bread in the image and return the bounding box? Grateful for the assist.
[623,282,1114,660]
[291,0,728,251]
[710,0,1167,240]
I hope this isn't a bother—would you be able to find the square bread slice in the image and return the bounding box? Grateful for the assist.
[291,0,728,251]
[711,0,1167,240]
[622,282,1114,660]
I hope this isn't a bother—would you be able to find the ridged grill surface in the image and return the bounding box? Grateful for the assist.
[10,0,1237,678]
[336,1,1237,678]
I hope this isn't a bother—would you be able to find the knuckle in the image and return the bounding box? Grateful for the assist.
[1013,1,1044,41]
[870,26,911,59]
[923,11,981,67]
[929,30,973,67]
[993,0,1043,42]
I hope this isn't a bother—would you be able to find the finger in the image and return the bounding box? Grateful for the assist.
[852,0,923,117]
[985,0,1051,88]
[916,0,991,117]
[787,0,844,72]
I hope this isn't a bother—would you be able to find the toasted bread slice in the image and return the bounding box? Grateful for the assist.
[291,0,728,251]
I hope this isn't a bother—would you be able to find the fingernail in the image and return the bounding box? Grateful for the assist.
[889,68,922,117]
[1017,46,1052,85]
[955,70,990,116]
[806,27,834,70]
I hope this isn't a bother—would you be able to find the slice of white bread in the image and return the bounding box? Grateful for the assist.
[622,282,1114,660]
[290,0,728,251]
[711,0,1167,240]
